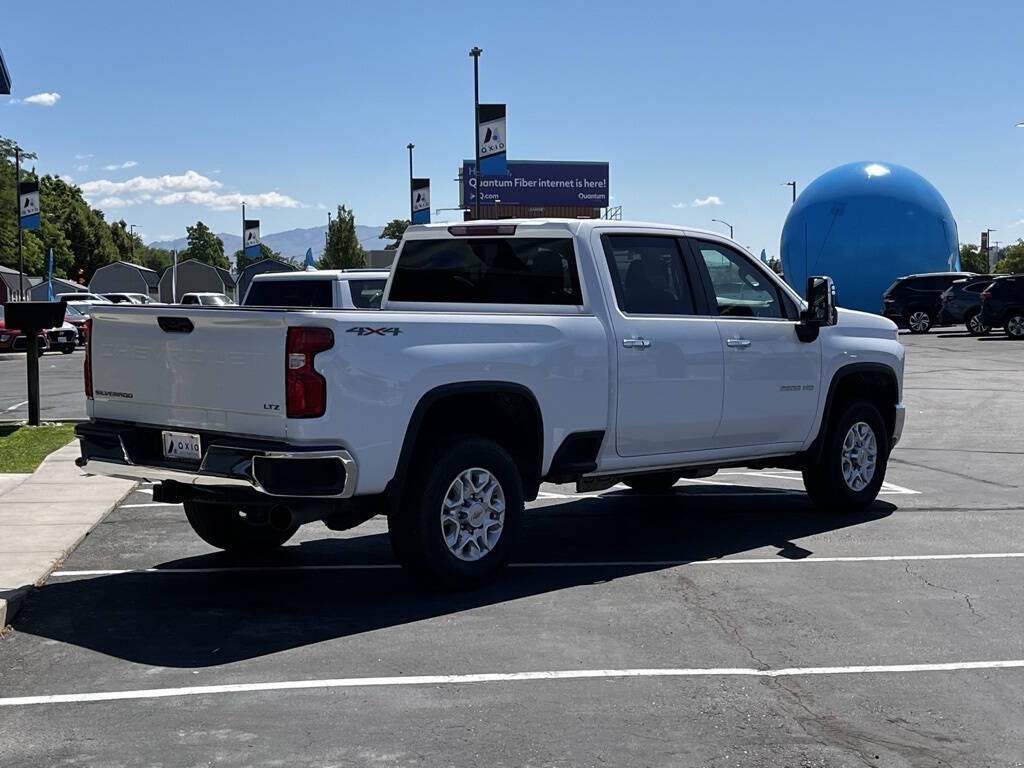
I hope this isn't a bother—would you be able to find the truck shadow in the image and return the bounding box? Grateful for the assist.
[12,487,895,668]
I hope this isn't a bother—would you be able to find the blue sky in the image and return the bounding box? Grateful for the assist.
[4,0,1023,254]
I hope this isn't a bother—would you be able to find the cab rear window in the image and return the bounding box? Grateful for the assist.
[390,237,582,305]
[244,279,333,307]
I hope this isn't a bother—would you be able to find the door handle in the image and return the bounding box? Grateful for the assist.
[622,337,651,349]
[726,338,751,348]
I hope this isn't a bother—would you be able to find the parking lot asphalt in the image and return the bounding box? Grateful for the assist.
[0,348,86,421]
[2,330,1024,766]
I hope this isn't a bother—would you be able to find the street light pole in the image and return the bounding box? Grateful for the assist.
[407,143,415,221]
[784,181,797,203]
[711,218,734,239]
[129,224,137,263]
[469,46,482,221]
[15,145,23,299]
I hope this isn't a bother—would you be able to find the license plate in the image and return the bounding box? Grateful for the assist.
[162,431,202,461]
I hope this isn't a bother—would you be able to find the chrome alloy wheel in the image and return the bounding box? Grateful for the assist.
[968,313,989,334]
[440,467,505,562]
[841,421,878,492]
[908,311,930,332]
[1008,315,1024,339]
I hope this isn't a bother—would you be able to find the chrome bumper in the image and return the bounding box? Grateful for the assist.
[76,422,358,499]
[891,402,906,446]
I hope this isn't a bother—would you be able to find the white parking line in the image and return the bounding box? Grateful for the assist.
[51,551,1024,578]
[3,659,1023,708]
[4,400,28,412]
[720,471,920,496]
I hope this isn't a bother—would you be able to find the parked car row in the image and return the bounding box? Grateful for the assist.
[882,271,1024,338]
[0,305,78,354]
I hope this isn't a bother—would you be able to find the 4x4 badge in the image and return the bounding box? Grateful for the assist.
[347,326,402,336]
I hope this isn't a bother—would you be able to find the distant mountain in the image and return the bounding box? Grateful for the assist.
[150,225,389,264]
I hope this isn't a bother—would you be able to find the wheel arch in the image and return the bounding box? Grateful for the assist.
[805,363,900,464]
[387,381,545,505]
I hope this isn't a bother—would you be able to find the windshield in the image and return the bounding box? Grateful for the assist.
[65,304,85,318]
[244,279,334,307]
[200,294,232,306]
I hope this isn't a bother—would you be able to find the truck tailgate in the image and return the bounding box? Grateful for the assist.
[89,306,289,438]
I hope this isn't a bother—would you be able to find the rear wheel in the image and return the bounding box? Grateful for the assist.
[907,310,932,334]
[966,310,989,336]
[1006,313,1024,339]
[802,402,889,514]
[622,473,681,493]
[183,501,298,553]
[388,437,523,590]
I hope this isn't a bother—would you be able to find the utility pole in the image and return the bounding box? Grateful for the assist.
[15,145,23,299]
[407,143,415,221]
[784,181,797,203]
[129,224,138,263]
[326,211,331,251]
[469,46,482,221]
[241,201,246,262]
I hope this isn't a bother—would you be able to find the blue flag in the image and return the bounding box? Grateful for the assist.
[305,248,315,271]
[760,249,768,263]
[47,248,54,300]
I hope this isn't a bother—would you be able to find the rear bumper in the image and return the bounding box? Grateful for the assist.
[75,420,358,498]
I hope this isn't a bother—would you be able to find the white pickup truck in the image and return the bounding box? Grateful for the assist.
[77,219,905,588]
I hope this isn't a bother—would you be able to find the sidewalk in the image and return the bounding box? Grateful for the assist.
[0,441,135,626]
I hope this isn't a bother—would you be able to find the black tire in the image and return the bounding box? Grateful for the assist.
[622,472,681,492]
[906,309,932,334]
[1005,313,1024,340]
[802,401,889,514]
[183,501,298,553]
[61,347,74,354]
[965,310,989,336]
[388,437,523,590]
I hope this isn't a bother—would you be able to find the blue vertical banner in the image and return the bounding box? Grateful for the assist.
[304,248,316,271]
[19,180,40,230]
[47,248,54,300]
[411,178,431,224]
[243,219,261,260]
[477,103,507,176]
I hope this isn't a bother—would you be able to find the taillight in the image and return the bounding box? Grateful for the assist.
[83,318,93,398]
[981,291,992,300]
[285,327,333,418]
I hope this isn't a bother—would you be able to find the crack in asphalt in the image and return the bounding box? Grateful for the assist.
[888,457,1019,489]
[904,562,984,623]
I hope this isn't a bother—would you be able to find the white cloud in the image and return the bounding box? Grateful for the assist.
[80,169,301,212]
[74,153,94,160]
[103,160,138,170]
[23,92,61,107]
[671,202,688,209]
[1008,219,1024,228]
[75,164,89,172]
[59,174,74,184]
[692,195,722,207]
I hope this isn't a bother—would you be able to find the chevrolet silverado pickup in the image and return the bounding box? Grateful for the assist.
[76,219,906,588]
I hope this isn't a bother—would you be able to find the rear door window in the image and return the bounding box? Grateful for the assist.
[390,237,582,305]
[244,279,334,308]
[349,279,386,309]
[601,235,698,315]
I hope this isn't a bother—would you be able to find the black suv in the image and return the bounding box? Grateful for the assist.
[939,275,1000,335]
[979,275,1024,339]
[882,272,976,333]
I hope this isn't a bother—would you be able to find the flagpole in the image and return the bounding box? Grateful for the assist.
[241,202,245,266]
[172,249,178,302]
[15,146,23,300]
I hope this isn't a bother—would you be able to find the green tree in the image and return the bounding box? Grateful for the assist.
[318,205,366,269]
[137,246,175,274]
[379,218,410,250]
[179,220,229,269]
[233,242,281,272]
[994,239,1024,274]
[959,243,989,274]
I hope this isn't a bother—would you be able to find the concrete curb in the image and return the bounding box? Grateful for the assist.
[0,440,135,628]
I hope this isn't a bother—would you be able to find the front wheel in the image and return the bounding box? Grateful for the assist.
[966,311,990,336]
[388,437,523,590]
[1006,313,1024,339]
[907,310,932,334]
[802,402,889,514]
[183,501,298,553]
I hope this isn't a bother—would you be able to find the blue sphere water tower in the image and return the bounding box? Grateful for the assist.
[780,162,960,313]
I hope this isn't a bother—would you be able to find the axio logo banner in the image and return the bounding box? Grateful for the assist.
[18,181,40,230]
[243,219,261,260]
[477,103,507,176]
[411,178,430,224]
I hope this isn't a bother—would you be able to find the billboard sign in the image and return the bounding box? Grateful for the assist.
[411,178,430,224]
[463,160,609,207]
[19,180,40,229]
[478,103,507,176]
[0,47,11,95]
[243,219,261,259]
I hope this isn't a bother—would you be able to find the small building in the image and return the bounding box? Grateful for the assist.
[28,276,88,301]
[236,258,298,302]
[158,259,237,303]
[365,249,396,269]
[89,261,160,299]
[0,264,32,303]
